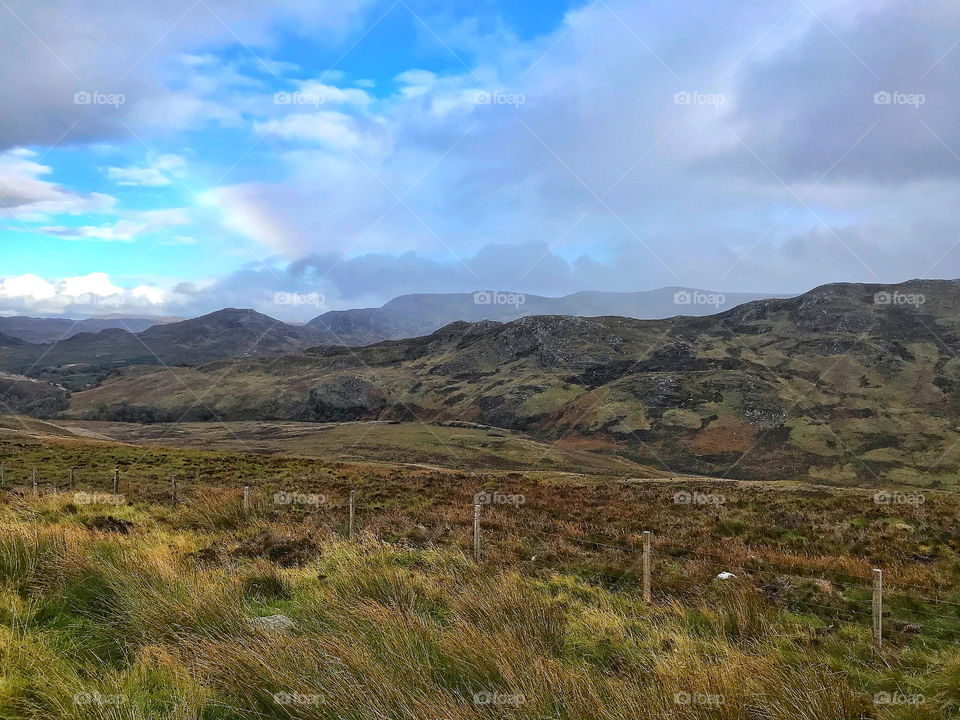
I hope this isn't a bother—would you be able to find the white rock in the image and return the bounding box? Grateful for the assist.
[716,572,736,580]
[247,614,295,632]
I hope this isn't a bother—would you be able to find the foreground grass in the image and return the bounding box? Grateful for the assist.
[0,491,958,719]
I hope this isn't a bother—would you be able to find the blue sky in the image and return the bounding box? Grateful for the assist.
[2,0,960,319]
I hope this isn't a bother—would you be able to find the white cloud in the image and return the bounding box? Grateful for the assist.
[106,154,186,186]
[0,148,116,218]
[253,112,369,149]
[0,274,57,301]
[40,207,190,242]
[0,272,178,315]
[40,225,135,242]
[286,80,373,107]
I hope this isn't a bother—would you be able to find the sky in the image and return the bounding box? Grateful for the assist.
[1,0,959,321]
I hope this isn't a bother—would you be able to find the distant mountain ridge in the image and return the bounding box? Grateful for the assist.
[0,315,174,344]
[306,288,785,345]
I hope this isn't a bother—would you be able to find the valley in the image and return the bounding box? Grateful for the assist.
[17,279,958,488]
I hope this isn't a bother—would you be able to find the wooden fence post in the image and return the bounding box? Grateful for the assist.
[473,503,481,562]
[69,467,75,490]
[32,467,37,495]
[0,463,5,490]
[171,477,178,505]
[113,464,119,494]
[243,485,249,513]
[349,490,356,540]
[642,531,652,603]
[872,568,883,650]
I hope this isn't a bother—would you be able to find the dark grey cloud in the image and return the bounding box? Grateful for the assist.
[180,241,666,320]
[709,1,960,183]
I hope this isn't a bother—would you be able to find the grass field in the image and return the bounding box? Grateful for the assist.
[48,418,656,476]
[1,416,959,718]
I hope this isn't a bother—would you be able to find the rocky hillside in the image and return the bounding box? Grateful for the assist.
[0,371,69,418]
[0,332,26,348]
[67,279,960,487]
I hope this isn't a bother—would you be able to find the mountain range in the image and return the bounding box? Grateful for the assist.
[60,279,960,487]
[0,288,778,389]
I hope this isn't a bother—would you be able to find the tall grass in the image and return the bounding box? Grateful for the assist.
[0,491,955,719]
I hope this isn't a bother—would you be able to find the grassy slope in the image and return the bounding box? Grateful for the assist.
[0,421,960,716]
[1,489,959,719]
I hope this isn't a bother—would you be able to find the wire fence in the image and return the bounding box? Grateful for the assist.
[3,463,960,648]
